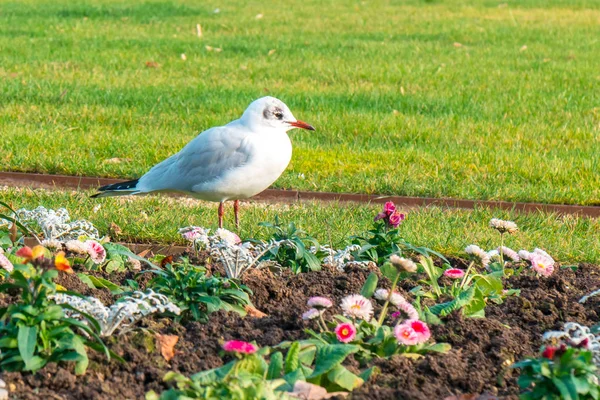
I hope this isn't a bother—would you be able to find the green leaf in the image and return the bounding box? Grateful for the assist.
[359,366,379,382]
[422,343,452,353]
[360,273,378,298]
[552,377,575,400]
[285,342,301,374]
[326,365,364,391]
[283,369,305,386]
[18,325,38,370]
[85,275,123,294]
[23,356,46,372]
[380,263,397,282]
[308,344,359,379]
[267,351,283,380]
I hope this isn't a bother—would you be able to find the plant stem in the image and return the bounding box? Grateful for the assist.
[500,233,505,267]
[459,261,475,290]
[377,270,400,326]
[318,313,329,332]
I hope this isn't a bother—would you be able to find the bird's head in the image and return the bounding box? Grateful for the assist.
[241,96,315,132]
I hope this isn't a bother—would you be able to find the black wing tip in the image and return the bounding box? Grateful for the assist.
[91,179,140,198]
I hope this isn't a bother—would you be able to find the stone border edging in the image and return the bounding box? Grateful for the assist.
[1,171,599,217]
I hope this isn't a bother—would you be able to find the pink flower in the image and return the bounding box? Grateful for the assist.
[222,340,258,354]
[302,309,321,320]
[530,254,554,277]
[307,297,333,310]
[388,211,405,228]
[394,319,431,345]
[443,268,465,279]
[334,323,357,343]
[383,201,396,215]
[0,254,13,273]
[85,240,106,264]
[395,301,420,321]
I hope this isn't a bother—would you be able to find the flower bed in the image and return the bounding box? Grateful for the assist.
[1,202,600,399]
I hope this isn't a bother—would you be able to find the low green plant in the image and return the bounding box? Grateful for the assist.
[143,258,252,322]
[410,256,518,321]
[351,202,447,265]
[147,339,373,400]
[0,253,113,374]
[256,218,322,274]
[513,345,600,400]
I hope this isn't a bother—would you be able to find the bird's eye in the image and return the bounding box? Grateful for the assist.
[274,111,283,120]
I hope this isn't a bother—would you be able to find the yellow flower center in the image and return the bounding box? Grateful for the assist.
[341,328,349,336]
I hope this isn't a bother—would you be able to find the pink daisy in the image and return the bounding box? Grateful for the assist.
[334,323,357,343]
[395,301,420,321]
[302,309,321,320]
[394,319,431,345]
[222,340,258,354]
[340,294,374,321]
[443,268,465,279]
[85,240,106,264]
[307,296,333,310]
[530,254,554,277]
[0,254,14,273]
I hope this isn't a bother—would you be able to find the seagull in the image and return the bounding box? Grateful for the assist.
[91,96,315,229]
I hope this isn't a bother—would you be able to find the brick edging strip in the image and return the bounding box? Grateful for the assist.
[1,171,599,217]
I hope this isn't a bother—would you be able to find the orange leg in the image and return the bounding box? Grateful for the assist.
[218,202,224,228]
[234,200,240,230]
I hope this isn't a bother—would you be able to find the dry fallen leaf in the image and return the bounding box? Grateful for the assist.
[196,23,202,37]
[255,13,263,19]
[137,248,151,258]
[156,334,179,361]
[453,42,462,47]
[9,223,17,243]
[289,381,348,399]
[520,45,527,52]
[245,304,267,318]
[102,157,131,164]
[180,53,187,61]
[145,61,160,68]
[110,222,122,236]
[268,49,276,56]
[161,255,174,267]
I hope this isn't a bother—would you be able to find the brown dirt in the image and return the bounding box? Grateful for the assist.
[2,261,600,400]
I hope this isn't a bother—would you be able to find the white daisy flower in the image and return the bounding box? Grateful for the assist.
[340,294,374,321]
[489,218,518,234]
[41,239,63,250]
[497,246,520,262]
[465,244,491,267]
[373,288,407,307]
[518,250,532,261]
[65,240,88,255]
[390,255,417,272]
[215,228,241,246]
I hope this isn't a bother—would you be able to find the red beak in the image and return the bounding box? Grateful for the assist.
[287,120,315,131]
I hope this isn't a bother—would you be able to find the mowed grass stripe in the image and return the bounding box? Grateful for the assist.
[1,0,599,204]
[1,186,599,263]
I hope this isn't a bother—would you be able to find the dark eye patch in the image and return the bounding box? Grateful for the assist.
[264,106,284,120]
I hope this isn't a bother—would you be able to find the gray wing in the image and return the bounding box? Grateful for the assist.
[137,125,252,192]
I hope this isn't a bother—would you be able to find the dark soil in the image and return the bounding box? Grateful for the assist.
[2,261,600,400]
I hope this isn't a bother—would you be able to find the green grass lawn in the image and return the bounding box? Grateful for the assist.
[1,0,599,205]
[1,186,598,263]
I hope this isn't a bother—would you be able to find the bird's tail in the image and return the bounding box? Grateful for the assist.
[90,179,141,198]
